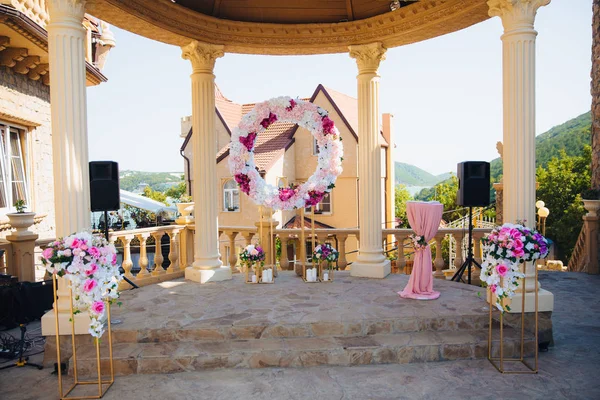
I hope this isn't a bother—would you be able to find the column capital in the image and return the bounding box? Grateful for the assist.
[48,0,86,23]
[488,0,550,32]
[349,42,386,75]
[181,41,224,74]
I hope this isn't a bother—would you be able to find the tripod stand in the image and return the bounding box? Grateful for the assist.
[451,207,481,284]
[103,210,138,290]
[0,324,43,370]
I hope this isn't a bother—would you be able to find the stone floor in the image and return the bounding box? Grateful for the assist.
[1,271,599,399]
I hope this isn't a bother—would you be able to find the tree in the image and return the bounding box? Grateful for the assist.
[142,186,169,205]
[165,182,187,200]
[536,146,592,261]
[394,185,412,227]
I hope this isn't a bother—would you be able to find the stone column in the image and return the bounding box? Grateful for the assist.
[181,41,231,283]
[349,42,391,279]
[488,0,553,312]
[41,0,91,336]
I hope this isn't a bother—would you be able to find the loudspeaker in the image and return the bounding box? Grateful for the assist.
[90,161,120,212]
[457,161,490,207]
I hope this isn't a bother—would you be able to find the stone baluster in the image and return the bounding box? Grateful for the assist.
[152,231,165,276]
[225,230,239,270]
[137,233,150,278]
[452,232,465,271]
[336,234,348,270]
[120,235,135,282]
[473,232,483,265]
[396,234,407,274]
[279,235,289,270]
[167,229,180,272]
[242,232,255,247]
[433,234,445,279]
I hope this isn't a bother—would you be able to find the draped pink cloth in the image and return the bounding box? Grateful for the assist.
[399,201,443,300]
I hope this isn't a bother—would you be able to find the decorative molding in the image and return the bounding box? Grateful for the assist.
[181,40,224,73]
[86,0,491,55]
[487,0,550,31]
[47,0,86,22]
[349,42,387,75]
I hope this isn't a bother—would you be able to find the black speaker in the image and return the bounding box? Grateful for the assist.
[457,161,490,207]
[90,161,120,212]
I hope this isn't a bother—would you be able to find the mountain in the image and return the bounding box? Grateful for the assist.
[490,111,591,182]
[395,162,452,186]
[120,170,184,192]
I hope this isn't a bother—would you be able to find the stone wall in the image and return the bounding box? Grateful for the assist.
[0,66,56,240]
[593,0,600,268]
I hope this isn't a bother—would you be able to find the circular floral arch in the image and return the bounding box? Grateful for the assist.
[228,97,344,211]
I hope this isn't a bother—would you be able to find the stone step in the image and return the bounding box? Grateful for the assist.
[71,329,534,376]
[111,314,491,344]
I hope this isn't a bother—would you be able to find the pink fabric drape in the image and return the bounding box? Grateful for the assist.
[399,201,443,300]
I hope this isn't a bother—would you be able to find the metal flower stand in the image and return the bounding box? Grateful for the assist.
[52,275,115,399]
[488,263,539,374]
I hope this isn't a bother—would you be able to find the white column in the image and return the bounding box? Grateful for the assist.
[488,0,553,312]
[41,0,91,336]
[181,41,231,283]
[348,42,391,279]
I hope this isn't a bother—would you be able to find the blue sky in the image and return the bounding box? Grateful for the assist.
[87,1,593,176]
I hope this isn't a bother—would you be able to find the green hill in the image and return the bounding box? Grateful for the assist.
[120,170,184,192]
[395,162,452,186]
[490,111,591,182]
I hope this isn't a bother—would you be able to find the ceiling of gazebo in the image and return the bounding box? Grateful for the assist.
[86,0,492,55]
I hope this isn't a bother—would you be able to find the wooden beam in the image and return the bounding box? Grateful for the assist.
[346,0,355,21]
[0,36,9,51]
[28,63,49,81]
[0,47,28,67]
[212,0,222,17]
[14,55,40,74]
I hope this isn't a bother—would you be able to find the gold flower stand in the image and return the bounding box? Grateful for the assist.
[244,264,275,284]
[319,262,334,283]
[488,264,538,374]
[52,275,115,399]
[302,261,321,283]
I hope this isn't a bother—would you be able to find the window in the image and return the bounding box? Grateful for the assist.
[312,138,319,156]
[0,123,29,210]
[223,179,240,212]
[305,192,331,214]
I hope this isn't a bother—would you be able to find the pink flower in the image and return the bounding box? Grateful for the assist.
[278,187,296,202]
[83,279,97,293]
[513,239,524,251]
[239,132,257,152]
[260,112,277,129]
[111,254,117,266]
[496,264,508,277]
[90,301,105,315]
[85,263,98,276]
[88,247,100,258]
[322,117,335,135]
[42,247,54,259]
[490,284,497,294]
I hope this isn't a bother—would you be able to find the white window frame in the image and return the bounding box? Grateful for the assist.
[0,121,30,213]
[305,191,332,215]
[223,178,240,212]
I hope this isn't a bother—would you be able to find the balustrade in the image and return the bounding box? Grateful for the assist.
[1,0,49,27]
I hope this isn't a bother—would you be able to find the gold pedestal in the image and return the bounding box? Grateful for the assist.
[319,261,334,283]
[488,264,538,374]
[52,275,115,399]
[244,264,275,284]
[302,262,321,283]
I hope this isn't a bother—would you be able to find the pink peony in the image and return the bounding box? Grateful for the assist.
[85,263,98,276]
[83,279,97,293]
[111,254,117,265]
[490,284,497,294]
[42,247,54,259]
[496,264,508,277]
[90,301,105,315]
[322,116,335,135]
[88,247,100,258]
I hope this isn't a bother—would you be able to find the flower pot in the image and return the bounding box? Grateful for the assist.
[6,212,36,237]
[176,202,194,224]
[582,199,600,217]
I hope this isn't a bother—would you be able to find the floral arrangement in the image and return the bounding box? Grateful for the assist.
[40,232,122,338]
[409,234,428,251]
[229,97,344,210]
[480,223,549,312]
[312,243,339,266]
[239,244,265,266]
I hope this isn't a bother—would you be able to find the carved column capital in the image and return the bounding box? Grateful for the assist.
[349,42,386,75]
[488,0,550,32]
[48,0,86,23]
[181,40,224,74]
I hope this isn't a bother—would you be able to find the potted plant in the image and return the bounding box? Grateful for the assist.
[581,188,600,217]
[176,195,194,223]
[6,199,36,237]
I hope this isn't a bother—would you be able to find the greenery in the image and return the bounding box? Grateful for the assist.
[164,182,188,201]
[536,146,591,262]
[142,186,169,205]
[490,111,591,183]
[394,185,412,227]
[394,162,451,186]
[14,199,25,213]
[414,175,467,222]
[120,170,185,192]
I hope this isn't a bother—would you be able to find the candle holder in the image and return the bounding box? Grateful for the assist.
[302,261,321,283]
[260,265,275,284]
[244,263,260,284]
[52,275,114,399]
[320,261,334,283]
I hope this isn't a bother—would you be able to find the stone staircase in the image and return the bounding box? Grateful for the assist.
[71,314,533,376]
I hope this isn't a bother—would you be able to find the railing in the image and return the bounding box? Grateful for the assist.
[0,239,12,275]
[568,225,587,272]
[0,0,49,27]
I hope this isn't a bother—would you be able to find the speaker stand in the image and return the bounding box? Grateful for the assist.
[451,207,481,284]
[0,324,43,371]
[103,211,139,290]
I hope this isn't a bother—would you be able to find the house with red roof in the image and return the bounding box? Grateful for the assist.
[180,84,395,266]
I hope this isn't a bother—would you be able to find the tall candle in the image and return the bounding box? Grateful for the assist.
[323,272,329,281]
[251,275,257,283]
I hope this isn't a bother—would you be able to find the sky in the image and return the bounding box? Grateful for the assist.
[87,1,593,176]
